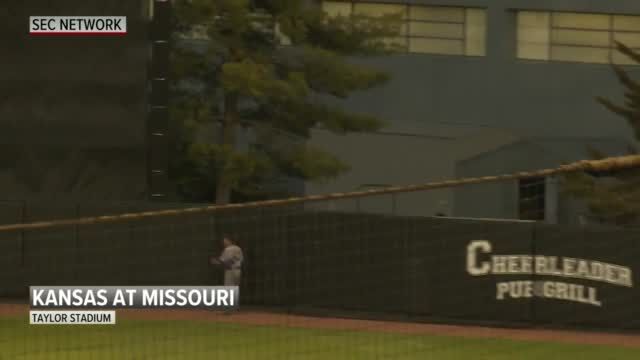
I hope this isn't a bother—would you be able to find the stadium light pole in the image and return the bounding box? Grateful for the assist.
[146,0,171,201]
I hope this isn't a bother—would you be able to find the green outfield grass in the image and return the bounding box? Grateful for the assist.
[0,316,638,360]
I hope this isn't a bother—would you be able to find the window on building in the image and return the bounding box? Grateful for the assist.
[517,11,640,65]
[322,1,487,56]
[518,177,546,221]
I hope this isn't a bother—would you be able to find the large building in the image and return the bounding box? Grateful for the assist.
[305,0,640,223]
[5,1,639,224]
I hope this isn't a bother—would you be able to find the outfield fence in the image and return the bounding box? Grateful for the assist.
[1,155,639,332]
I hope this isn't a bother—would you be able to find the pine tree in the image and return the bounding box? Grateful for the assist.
[169,0,402,204]
[563,42,640,225]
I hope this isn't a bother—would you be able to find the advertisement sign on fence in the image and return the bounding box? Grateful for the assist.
[467,240,634,307]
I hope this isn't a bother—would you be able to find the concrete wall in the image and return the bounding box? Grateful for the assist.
[0,1,149,200]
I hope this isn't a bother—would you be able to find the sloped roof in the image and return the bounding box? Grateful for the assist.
[528,137,633,163]
[455,129,634,163]
[454,129,523,161]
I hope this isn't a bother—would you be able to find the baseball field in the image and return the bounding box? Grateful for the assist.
[1,305,639,359]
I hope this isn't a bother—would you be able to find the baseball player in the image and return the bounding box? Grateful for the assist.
[210,235,243,309]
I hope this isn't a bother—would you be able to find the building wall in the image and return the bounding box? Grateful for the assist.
[347,0,640,137]
[324,0,640,137]
[453,141,558,219]
[306,130,456,216]
[308,0,640,214]
[0,1,149,200]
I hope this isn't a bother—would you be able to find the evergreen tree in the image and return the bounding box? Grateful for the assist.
[563,42,640,225]
[169,0,402,203]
